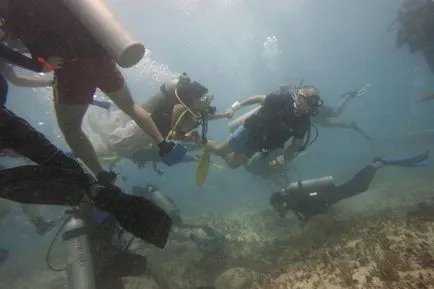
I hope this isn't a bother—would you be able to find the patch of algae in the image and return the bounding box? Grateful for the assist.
[148,199,434,289]
[3,197,434,289]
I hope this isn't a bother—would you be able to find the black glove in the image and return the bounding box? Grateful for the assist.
[97,170,117,185]
[158,140,175,157]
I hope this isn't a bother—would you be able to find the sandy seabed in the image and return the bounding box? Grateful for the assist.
[2,174,434,289]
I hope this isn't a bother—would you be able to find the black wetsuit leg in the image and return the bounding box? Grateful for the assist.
[325,165,378,207]
[0,107,81,170]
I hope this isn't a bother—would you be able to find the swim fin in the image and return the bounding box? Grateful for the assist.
[89,184,172,248]
[161,143,187,166]
[101,155,122,163]
[196,151,211,185]
[376,150,430,167]
[194,154,223,170]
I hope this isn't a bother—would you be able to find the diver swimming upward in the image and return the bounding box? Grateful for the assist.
[312,84,372,140]
[270,150,430,221]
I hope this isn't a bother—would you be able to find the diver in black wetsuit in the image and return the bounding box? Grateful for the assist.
[0,45,175,271]
[270,151,430,221]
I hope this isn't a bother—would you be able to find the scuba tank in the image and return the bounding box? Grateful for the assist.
[144,185,179,216]
[133,184,182,226]
[284,176,335,196]
[63,206,96,289]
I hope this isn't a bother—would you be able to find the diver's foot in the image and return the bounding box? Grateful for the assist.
[0,247,9,268]
[34,218,57,236]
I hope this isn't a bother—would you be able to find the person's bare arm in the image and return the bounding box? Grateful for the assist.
[3,65,53,87]
[235,94,267,107]
[227,94,267,117]
[208,110,230,120]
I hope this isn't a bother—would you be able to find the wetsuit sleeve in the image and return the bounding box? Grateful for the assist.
[324,165,377,206]
[0,44,44,73]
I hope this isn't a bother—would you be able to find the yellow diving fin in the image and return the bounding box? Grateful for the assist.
[196,151,211,185]
[101,155,122,163]
[194,154,223,170]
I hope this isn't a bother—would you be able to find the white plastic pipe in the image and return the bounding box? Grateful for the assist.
[62,0,145,68]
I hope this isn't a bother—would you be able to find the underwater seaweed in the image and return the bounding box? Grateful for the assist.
[337,263,357,286]
[369,255,400,282]
[376,235,392,251]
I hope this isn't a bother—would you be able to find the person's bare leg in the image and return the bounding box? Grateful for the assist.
[106,85,164,144]
[321,120,370,140]
[350,122,371,140]
[205,140,249,169]
[330,95,351,118]
[55,103,104,175]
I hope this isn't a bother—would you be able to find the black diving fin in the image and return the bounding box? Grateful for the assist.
[375,150,430,167]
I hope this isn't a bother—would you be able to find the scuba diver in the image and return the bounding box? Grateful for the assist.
[0,35,131,185]
[393,0,434,73]
[132,184,226,254]
[270,150,430,221]
[85,73,232,171]
[65,204,173,289]
[203,85,323,170]
[5,0,186,181]
[312,84,371,140]
[0,33,176,269]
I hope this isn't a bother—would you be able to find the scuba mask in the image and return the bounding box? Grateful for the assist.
[199,91,214,108]
[292,88,324,116]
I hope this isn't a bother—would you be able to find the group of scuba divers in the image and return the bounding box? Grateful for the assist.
[0,1,431,289]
